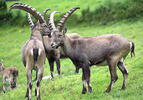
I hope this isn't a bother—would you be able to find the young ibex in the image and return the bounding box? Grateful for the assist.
[48,7,135,94]
[27,12,80,80]
[0,62,18,93]
[10,3,50,100]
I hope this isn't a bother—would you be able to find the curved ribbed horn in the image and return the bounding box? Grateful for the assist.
[27,13,34,29]
[48,11,60,31]
[57,7,80,31]
[10,3,45,23]
[42,8,50,17]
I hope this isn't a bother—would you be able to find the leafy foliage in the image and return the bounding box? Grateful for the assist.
[80,0,143,25]
[0,0,12,21]
[1,0,143,26]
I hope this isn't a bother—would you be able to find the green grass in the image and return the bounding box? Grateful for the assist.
[0,16,143,100]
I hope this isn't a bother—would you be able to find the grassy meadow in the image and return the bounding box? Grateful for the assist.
[0,0,143,100]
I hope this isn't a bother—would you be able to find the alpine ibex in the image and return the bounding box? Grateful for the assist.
[0,62,18,93]
[48,7,135,94]
[10,3,50,100]
[27,12,80,80]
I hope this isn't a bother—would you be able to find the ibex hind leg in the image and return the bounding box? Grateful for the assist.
[117,58,128,90]
[35,70,38,96]
[75,66,80,73]
[36,67,44,100]
[106,58,118,93]
[82,65,92,94]
[55,58,61,75]
[25,85,29,98]
[26,69,32,100]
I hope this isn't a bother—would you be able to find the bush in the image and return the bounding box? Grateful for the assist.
[1,0,143,26]
[80,0,143,25]
[0,0,11,20]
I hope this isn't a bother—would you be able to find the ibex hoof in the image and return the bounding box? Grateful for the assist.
[82,88,87,94]
[2,90,5,93]
[105,89,111,93]
[121,86,126,90]
[88,87,92,93]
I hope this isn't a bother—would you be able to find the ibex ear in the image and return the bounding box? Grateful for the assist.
[63,27,67,34]
[37,20,40,25]
[37,20,41,28]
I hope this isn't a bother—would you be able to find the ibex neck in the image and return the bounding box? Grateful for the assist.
[62,36,76,58]
[30,30,42,41]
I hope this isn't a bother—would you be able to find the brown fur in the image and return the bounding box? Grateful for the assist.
[22,22,46,100]
[10,3,49,100]
[0,62,18,93]
[51,32,135,94]
[48,8,135,94]
[27,13,81,80]
[43,33,80,79]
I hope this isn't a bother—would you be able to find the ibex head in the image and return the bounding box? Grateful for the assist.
[10,3,51,36]
[48,7,80,48]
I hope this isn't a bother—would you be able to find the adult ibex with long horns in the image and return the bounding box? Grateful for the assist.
[10,3,50,100]
[27,11,81,80]
[48,7,135,94]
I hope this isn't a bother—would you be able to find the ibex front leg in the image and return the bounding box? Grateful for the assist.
[82,64,92,94]
[48,59,54,80]
[55,58,61,75]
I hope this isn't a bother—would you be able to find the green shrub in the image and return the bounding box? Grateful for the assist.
[80,0,143,25]
[1,0,143,26]
[0,0,9,20]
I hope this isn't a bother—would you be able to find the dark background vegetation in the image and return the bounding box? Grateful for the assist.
[1,0,143,26]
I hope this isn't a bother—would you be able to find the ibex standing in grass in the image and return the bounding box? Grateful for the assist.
[10,3,51,100]
[27,11,80,80]
[0,62,18,93]
[48,7,135,94]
